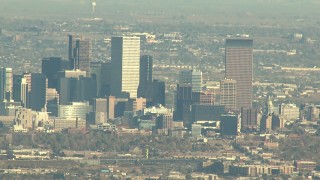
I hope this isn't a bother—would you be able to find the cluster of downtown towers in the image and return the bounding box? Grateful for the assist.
[1,35,253,129]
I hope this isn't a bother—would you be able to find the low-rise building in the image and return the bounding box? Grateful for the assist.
[52,117,86,132]
[229,164,294,176]
[294,161,317,172]
[97,123,117,132]
[58,101,93,119]
[14,108,49,130]
[190,173,219,180]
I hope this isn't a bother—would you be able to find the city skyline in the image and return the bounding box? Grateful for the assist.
[0,1,320,178]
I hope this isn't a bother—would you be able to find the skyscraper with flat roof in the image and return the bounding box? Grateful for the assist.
[13,75,23,102]
[21,73,32,108]
[111,36,140,98]
[5,68,13,101]
[144,80,165,107]
[78,39,92,74]
[0,68,6,101]
[59,76,97,105]
[42,57,69,89]
[179,70,202,93]
[175,83,193,128]
[90,62,102,97]
[68,35,92,75]
[139,55,153,85]
[138,55,153,98]
[30,73,47,111]
[225,39,253,109]
[100,62,112,97]
[20,78,28,108]
[220,113,239,136]
[69,35,82,70]
[0,67,13,102]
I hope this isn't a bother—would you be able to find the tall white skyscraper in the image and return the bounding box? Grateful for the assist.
[21,78,28,107]
[111,36,140,98]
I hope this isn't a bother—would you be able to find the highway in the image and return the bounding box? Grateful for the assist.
[100,157,203,165]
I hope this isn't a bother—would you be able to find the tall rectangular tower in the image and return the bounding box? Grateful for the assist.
[0,67,13,102]
[225,39,253,109]
[22,73,32,108]
[78,39,92,74]
[5,68,13,101]
[139,55,153,84]
[21,78,29,107]
[138,55,153,98]
[13,75,23,102]
[100,62,112,97]
[0,68,6,101]
[179,70,202,93]
[175,83,193,128]
[111,36,140,98]
[68,35,92,75]
[68,34,82,70]
[30,73,47,111]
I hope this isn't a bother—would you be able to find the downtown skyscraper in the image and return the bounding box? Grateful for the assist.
[139,55,153,86]
[111,36,140,98]
[68,35,92,75]
[0,67,13,102]
[179,70,202,93]
[138,55,153,98]
[225,39,253,109]
[29,73,47,111]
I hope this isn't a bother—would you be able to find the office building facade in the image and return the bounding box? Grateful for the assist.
[225,39,253,109]
[138,55,153,98]
[59,76,97,105]
[144,80,165,107]
[30,73,47,111]
[179,70,202,93]
[175,83,193,128]
[100,62,112,97]
[200,90,215,105]
[0,67,13,101]
[58,101,93,119]
[111,36,140,98]
[68,35,92,75]
[241,107,258,130]
[191,104,225,122]
[42,57,69,89]
[139,55,153,85]
[13,75,23,102]
[220,79,236,110]
[220,113,238,136]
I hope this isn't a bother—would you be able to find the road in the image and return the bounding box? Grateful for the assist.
[100,157,203,165]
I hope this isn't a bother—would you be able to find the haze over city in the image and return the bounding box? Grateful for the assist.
[0,0,319,179]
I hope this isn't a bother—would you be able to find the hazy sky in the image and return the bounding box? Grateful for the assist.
[1,0,319,23]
